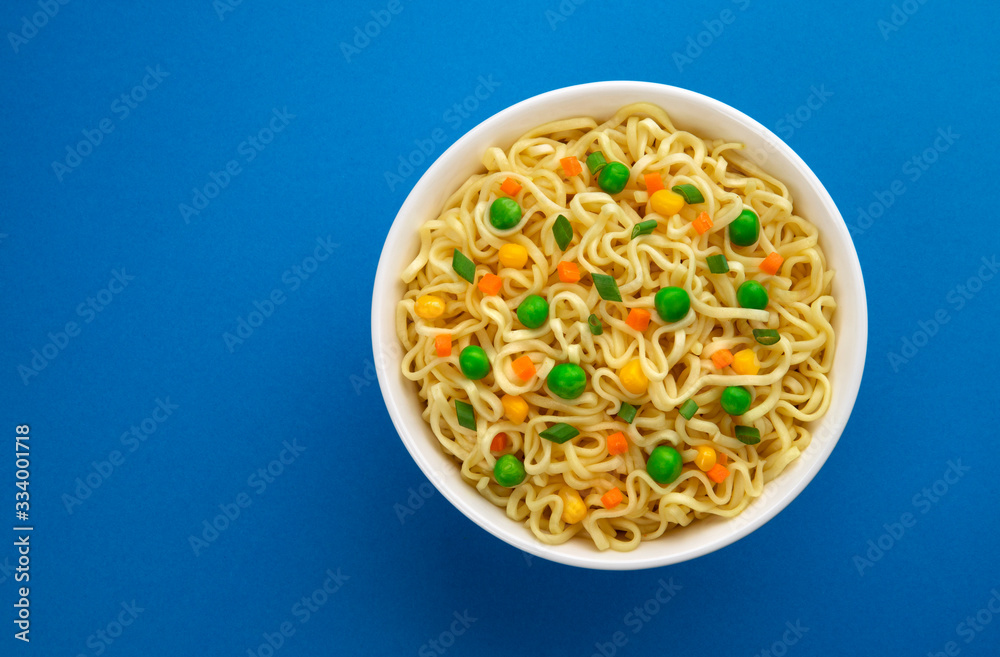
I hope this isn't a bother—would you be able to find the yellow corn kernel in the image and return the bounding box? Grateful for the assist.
[619,359,649,395]
[650,189,684,216]
[694,445,717,472]
[501,394,529,424]
[414,295,445,319]
[498,243,528,269]
[732,349,760,375]
[558,487,587,524]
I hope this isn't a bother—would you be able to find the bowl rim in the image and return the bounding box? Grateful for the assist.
[372,81,867,570]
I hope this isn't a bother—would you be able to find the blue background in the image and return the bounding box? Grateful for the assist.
[2,1,998,655]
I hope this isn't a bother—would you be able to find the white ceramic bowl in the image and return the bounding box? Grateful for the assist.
[372,81,867,570]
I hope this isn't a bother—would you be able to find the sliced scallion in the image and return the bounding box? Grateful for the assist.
[539,423,579,444]
[706,254,729,274]
[455,400,476,430]
[553,214,573,251]
[671,183,705,204]
[752,329,780,345]
[588,313,603,335]
[630,220,658,240]
[735,425,761,445]
[591,273,622,302]
[617,402,637,424]
[452,249,476,283]
[586,151,607,175]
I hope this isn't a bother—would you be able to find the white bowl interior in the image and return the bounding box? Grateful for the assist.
[373,82,867,570]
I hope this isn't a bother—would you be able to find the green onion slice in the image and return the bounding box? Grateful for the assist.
[706,254,729,274]
[588,313,603,335]
[735,425,761,445]
[586,151,607,175]
[452,249,476,283]
[553,214,573,251]
[455,400,476,430]
[671,183,705,203]
[591,273,622,302]
[752,329,780,345]
[617,402,637,424]
[539,423,579,444]
[630,220,657,240]
[679,399,698,420]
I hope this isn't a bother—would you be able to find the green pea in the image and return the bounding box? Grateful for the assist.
[654,287,691,323]
[516,294,549,328]
[547,363,587,400]
[490,197,522,230]
[597,162,630,194]
[459,345,491,380]
[737,280,769,310]
[494,454,526,487]
[729,209,760,246]
[646,446,682,484]
[721,386,752,415]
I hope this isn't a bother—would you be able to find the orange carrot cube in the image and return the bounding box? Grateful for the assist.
[511,355,536,381]
[625,308,651,332]
[607,432,628,456]
[557,261,581,284]
[692,212,714,235]
[477,273,502,296]
[760,252,784,275]
[500,177,522,196]
[707,463,730,483]
[601,488,624,509]
[711,349,733,369]
[491,432,507,452]
[560,157,582,177]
